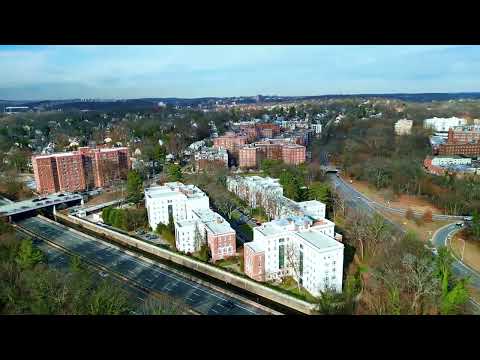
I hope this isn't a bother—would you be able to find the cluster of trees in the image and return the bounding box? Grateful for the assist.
[323,203,470,314]
[0,172,34,201]
[323,115,480,215]
[102,206,148,232]
[260,159,332,209]
[126,170,144,204]
[0,219,189,315]
[155,213,176,247]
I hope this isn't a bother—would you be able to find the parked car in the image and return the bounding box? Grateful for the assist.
[455,222,464,227]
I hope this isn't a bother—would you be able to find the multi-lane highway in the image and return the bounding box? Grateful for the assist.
[16,216,273,315]
[14,229,152,311]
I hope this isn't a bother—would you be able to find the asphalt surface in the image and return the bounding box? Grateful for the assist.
[16,216,271,315]
[14,230,150,311]
[432,223,480,313]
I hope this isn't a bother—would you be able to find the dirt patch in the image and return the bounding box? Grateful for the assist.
[86,191,124,205]
[344,176,442,215]
[450,232,480,273]
[375,207,451,243]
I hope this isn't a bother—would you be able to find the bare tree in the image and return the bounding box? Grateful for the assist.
[401,253,440,315]
[285,242,302,292]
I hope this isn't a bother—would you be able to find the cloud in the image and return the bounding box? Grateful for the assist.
[0,45,479,99]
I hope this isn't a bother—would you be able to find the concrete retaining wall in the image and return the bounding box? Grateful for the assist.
[55,212,317,314]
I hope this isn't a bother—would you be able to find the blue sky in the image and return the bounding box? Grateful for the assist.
[0,45,479,100]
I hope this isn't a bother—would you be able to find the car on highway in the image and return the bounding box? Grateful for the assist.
[456,222,464,227]
[98,271,109,278]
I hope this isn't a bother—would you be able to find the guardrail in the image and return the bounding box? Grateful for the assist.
[55,212,317,314]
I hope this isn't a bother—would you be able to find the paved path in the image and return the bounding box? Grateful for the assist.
[16,216,272,315]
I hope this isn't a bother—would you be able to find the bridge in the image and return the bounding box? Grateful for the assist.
[320,165,339,173]
[0,192,83,222]
[73,199,124,217]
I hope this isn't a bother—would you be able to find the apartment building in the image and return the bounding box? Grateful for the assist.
[244,215,344,296]
[212,132,247,153]
[175,208,236,261]
[438,143,480,157]
[237,141,306,169]
[238,145,262,169]
[144,182,209,230]
[226,175,327,221]
[430,156,472,167]
[194,147,228,171]
[394,119,413,135]
[447,125,480,144]
[32,146,130,194]
[145,182,236,260]
[282,144,306,165]
[423,117,467,134]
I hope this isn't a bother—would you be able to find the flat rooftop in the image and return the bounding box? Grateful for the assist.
[194,208,234,235]
[245,241,264,253]
[145,182,206,199]
[296,230,344,252]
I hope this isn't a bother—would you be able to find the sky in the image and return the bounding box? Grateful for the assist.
[1,45,480,100]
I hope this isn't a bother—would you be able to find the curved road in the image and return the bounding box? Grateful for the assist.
[321,151,480,313]
[432,223,480,312]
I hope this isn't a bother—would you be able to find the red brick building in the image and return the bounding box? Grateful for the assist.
[447,126,480,144]
[212,132,247,153]
[244,242,265,282]
[239,146,262,169]
[238,141,306,168]
[438,143,480,157]
[256,123,280,138]
[32,146,130,194]
[282,144,306,165]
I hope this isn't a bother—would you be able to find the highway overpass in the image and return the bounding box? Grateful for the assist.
[0,192,83,222]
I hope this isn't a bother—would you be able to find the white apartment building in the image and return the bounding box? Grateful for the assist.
[226,175,326,221]
[423,117,467,133]
[244,215,344,296]
[394,119,413,135]
[431,156,472,167]
[311,123,322,135]
[175,208,236,260]
[144,182,209,230]
[194,146,228,170]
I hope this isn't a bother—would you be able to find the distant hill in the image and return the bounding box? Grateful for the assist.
[3,92,480,111]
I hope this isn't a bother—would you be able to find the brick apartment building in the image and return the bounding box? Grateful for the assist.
[282,144,307,165]
[239,123,281,141]
[447,126,480,144]
[212,132,247,153]
[32,146,130,194]
[438,143,480,157]
[238,141,306,169]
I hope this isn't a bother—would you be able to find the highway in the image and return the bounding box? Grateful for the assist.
[14,229,152,311]
[16,216,272,315]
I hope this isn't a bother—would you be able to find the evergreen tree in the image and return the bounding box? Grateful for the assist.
[126,170,144,204]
